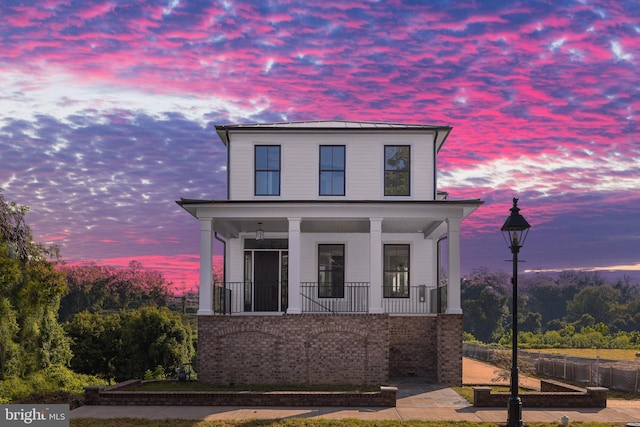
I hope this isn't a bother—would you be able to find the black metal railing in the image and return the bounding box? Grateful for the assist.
[382,284,435,314]
[213,282,285,314]
[300,282,369,313]
[213,282,437,315]
[212,284,232,314]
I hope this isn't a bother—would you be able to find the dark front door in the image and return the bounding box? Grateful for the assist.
[254,251,279,311]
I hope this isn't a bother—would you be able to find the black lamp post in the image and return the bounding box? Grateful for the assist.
[501,198,531,427]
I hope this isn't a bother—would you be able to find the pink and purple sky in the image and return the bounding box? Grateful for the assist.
[1,0,639,292]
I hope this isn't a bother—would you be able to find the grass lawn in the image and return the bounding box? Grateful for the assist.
[70,420,633,427]
[526,348,639,360]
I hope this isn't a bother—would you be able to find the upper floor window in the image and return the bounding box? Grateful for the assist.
[318,244,345,298]
[319,145,345,196]
[383,244,409,298]
[255,145,280,196]
[384,145,410,196]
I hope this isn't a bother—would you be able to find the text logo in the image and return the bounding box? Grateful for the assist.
[2,405,69,426]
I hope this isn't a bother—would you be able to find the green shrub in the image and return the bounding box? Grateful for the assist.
[0,364,107,402]
[143,369,153,380]
[153,365,165,379]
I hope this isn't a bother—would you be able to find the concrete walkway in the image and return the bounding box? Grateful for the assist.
[70,358,640,423]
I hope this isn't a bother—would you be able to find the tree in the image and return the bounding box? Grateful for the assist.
[566,285,621,324]
[65,312,122,382]
[0,190,70,378]
[0,296,20,378]
[119,307,194,380]
[66,307,194,382]
[522,274,567,328]
[58,261,172,321]
[461,268,510,343]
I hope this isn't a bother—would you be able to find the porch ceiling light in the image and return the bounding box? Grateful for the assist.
[256,222,264,241]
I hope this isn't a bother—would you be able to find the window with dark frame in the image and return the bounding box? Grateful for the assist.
[318,244,345,298]
[383,244,409,298]
[319,145,345,196]
[255,145,281,195]
[384,145,410,196]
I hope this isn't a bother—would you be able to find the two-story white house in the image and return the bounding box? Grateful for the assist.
[178,121,482,386]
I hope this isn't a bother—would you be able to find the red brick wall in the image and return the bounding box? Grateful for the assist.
[388,317,437,381]
[437,314,463,385]
[86,381,398,407]
[473,384,607,408]
[198,314,389,385]
[198,313,462,386]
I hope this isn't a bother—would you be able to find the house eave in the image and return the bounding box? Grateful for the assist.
[215,121,452,150]
[176,198,483,239]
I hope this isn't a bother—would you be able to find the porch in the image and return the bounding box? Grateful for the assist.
[212,282,446,315]
[177,200,484,317]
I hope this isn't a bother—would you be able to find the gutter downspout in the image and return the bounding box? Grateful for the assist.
[225,129,231,199]
[433,130,439,200]
[213,232,228,314]
[436,234,448,314]
[214,232,226,285]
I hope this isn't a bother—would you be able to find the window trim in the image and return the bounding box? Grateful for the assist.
[317,243,345,299]
[383,244,410,298]
[254,145,281,196]
[384,145,411,196]
[319,145,345,196]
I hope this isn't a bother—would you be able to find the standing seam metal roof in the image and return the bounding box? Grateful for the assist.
[215,120,451,129]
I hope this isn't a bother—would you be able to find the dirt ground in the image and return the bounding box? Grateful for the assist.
[463,357,541,390]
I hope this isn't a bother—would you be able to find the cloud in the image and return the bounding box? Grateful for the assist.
[1,0,640,286]
[526,262,640,274]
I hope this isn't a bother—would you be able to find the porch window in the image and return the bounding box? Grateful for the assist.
[319,145,345,196]
[255,145,280,195]
[318,244,344,298]
[384,145,410,196]
[384,244,409,298]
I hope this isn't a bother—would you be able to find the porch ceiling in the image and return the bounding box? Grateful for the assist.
[211,217,444,237]
[177,199,483,239]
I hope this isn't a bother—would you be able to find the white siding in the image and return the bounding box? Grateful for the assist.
[300,233,371,282]
[226,237,244,283]
[381,233,435,286]
[227,132,436,201]
[224,232,435,285]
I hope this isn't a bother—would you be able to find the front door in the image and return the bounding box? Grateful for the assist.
[254,251,280,311]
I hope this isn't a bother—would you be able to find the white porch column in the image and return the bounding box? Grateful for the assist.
[446,218,462,314]
[287,217,302,314]
[369,218,383,314]
[198,218,214,315]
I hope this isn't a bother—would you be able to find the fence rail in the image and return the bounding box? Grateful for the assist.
[463,343,640,394]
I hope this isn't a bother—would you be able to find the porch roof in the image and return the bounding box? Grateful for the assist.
[176,199,483,239]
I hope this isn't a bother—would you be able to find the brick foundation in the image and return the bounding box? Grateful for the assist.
[197,313,463,386]
[388,316,437,381]
[436,314,463,385]
[198,314,389,385]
